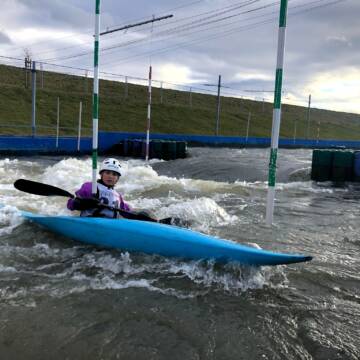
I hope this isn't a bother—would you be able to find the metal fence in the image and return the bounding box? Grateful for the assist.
[0,56,346,141]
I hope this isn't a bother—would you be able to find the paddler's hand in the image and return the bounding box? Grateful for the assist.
[73,197,100,210]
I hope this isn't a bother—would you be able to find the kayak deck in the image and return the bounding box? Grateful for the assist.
[21,211,312,266]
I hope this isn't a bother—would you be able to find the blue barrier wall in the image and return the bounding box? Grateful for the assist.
[1,132,360,155]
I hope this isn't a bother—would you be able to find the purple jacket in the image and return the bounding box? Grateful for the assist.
[67,182,130,211]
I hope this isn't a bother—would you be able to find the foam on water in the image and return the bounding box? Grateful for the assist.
[0,158,43,183]
[0,155,291,303]
[0,238,287,303]
[1,157,240,224]
[60,252,286,299]
[84,256,284,298]
[0,205,23,235]
[2,149,360,359]
[41,157,164,194]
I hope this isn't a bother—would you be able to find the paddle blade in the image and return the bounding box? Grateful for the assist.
[14,179,74,198]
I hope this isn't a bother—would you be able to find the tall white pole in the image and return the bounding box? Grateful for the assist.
[77,101,83,151]
[265,0,288,226]
[216,75,221,136]
[56,97,60,148]
[145,65,152,161]
[306,94,312,139]
[92,0,101,195]
[246,111,251,142]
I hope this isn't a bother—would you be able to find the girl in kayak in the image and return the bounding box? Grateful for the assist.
[67,158,130,218]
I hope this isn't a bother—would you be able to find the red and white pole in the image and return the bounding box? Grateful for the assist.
[145,65,152,161]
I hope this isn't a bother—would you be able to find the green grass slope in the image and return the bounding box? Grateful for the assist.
[1,64,359,140]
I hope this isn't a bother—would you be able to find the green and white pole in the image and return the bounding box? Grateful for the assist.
[265,0,288,226]
[92,0,101,195]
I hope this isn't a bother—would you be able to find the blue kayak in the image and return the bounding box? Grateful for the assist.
[21,210,312,266]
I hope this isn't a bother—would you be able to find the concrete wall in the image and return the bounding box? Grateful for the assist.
[1,132,360,155]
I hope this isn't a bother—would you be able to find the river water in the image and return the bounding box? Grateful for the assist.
[0,148,359,360]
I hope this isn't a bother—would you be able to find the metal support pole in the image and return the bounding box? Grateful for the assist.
[215,75,221,136]
[84,70,88,94]
[56,97,60,148]
[189,87,192,108]
[306,94,311,139]
[316,120,320,143]
[124,76,128,99]
[160,81,163,104]
[31,61,37,137]
[77,101,83,151]
[40,62,44,89]
[25,57,30,89]
[265,0,288,226]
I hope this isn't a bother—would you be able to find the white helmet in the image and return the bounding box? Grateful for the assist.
[99,158,122,176]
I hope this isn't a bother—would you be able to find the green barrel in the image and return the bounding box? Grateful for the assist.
[131,139,143,158]
[331,151,354,182]
[147,140,163,159]
[176,141,187,158]
[353,151,360,181]
[141,140,163,159]
[123,139,133,157]
[107,141,124,156]
[311,150,333,181]
[141,140,147,159]
[163,141,177,160]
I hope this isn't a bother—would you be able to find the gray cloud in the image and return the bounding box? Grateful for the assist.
[0,31,12,44]
[16,0,92,29]
[1,0,359,112]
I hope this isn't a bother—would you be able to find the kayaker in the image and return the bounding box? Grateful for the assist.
[67,158,131,218]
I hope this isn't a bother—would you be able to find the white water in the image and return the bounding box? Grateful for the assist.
[1,149,359,360]
[0,156,287,301]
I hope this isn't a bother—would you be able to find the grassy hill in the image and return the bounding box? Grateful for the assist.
[1,63,360,140]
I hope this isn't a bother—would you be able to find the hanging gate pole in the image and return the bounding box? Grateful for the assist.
[56,97,60,148]
[77,101,83,152]
[265,0,288,225]
[145,65,152,161]
[215,75,221,136]
[92,0,101,195]
[306,94,312,139]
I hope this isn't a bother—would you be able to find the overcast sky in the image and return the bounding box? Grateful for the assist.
[0,0,359,114]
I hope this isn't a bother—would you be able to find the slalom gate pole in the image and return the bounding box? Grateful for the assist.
[56,97,60,148]
[77,101,83,152]
[265,0,288,226]
[145,65,152,162]
[92,0,101,195]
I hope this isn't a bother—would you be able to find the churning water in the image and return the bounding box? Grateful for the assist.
[0,148,359,359]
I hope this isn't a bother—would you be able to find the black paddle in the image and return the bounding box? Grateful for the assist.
[14,179,184,226]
